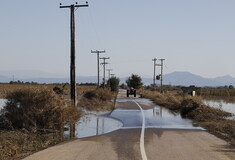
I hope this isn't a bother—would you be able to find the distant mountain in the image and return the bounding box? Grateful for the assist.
[213,75,235,84]
[1,70,235,87]
[162,72,235,87]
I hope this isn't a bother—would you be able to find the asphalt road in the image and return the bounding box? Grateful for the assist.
[24,90,235,160]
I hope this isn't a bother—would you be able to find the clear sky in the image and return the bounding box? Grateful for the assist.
[0,0,235,78]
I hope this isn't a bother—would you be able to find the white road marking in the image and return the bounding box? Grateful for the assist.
[133,100,148,160]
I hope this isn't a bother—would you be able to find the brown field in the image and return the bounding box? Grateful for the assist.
[200,88,235,97]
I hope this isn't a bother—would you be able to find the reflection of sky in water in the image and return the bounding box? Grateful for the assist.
[111,106,203,130]
[0,99,6,110]
[70,104,204,139]
[204,100,235,114]
[74,115,123,138]
[115,98,152,103]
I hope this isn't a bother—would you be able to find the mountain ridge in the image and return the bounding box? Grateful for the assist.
[0,71,235,87]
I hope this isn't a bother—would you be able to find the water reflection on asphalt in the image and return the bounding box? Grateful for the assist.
[110,106,203,130]
[75,115,123,138]
[74,98,203,138]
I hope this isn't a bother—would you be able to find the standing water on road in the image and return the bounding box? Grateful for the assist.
[64,111,123,138]
[111,98,203,130]
[67,97,203,139]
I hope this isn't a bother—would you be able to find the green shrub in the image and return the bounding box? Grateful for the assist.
[126,74,143,89]
[107,77,120,92]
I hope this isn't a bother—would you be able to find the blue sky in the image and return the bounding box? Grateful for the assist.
[0,0,235,78]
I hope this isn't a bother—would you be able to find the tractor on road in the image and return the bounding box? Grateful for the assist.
[126,88,136,97]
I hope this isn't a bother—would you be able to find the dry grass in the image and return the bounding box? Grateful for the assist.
[200,88,235,97]
[0,85,88,160]
[1,87,80,132]
[0,84,97,99]
[79,88,115,111]
[142,89,235,145]
[0,131,62,160]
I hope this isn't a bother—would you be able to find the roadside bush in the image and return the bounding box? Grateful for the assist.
[0,87,80,133]
[79,88,114,111]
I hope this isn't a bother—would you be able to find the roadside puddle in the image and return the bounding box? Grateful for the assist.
[64,112,123,138]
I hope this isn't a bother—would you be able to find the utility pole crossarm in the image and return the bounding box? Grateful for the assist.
[91,50,105,53]
[60,4,89,9]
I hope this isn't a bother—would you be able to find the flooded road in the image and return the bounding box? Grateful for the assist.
[74,114,123,138]
[111,98,202,130]
[25,90,235,160]
[75,97,203,138]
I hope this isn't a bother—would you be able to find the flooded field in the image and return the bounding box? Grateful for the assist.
[0,99,6,110]
[204,99,235,115]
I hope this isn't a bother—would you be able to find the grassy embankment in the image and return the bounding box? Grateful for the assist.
[141,89,235,146]
[0,84,115,160]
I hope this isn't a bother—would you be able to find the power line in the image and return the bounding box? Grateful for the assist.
[156,59,165,93]
[100,57,110,87]
[91,50,105,87]
[152,58,157,89]
[107,69,112,89]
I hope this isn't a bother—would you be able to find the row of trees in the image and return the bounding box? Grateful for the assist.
[106,74,143,91]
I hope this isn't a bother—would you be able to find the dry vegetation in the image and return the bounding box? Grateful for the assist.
[142,90,235,146]
[200,88,235,97]
[79,88,115,111]
[0,84,99,160]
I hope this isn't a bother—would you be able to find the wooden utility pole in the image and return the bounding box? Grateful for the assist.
[60,2,88,138]
[106,69,112,89]
[156,59,165,93]
[91,50,105,87]
[100,57,110,87]
[152,58,157,89]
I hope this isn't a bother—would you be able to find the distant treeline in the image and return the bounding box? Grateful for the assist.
[1,81,97,86]
[9,80,38,84]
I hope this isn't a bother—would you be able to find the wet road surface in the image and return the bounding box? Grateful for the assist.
[24,90,235,160]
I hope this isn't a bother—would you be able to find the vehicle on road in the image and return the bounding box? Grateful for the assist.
[126,88,136,97]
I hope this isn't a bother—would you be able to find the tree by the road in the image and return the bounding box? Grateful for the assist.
[107,77,120,92]
[126,74,143,89]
